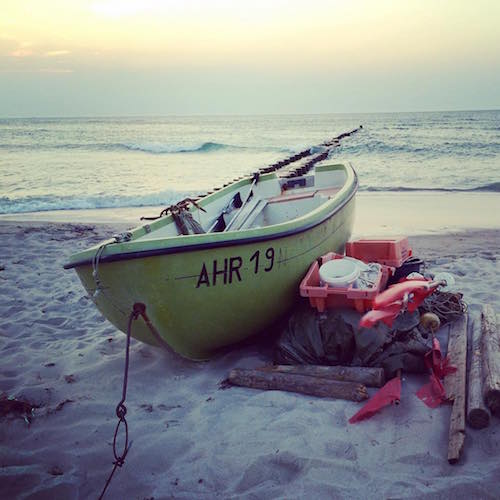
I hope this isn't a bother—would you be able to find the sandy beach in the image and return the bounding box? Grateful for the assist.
[2,0,499,497]
[1,200,499,499]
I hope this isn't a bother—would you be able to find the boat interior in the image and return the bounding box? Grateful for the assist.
[136,164,350,241]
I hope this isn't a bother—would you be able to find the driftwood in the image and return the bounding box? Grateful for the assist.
[256,364,385,388]
[443,314,468,464]
[467,319,491,429]
[481,305,500,416]
[227,368,369,402]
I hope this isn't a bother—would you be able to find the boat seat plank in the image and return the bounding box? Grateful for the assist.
[315,187,341,198]
[267,190,318,204]
[239,199,268,230]
[227,196,266,231]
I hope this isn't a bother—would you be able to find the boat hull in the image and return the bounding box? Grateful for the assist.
[74,196,356,359]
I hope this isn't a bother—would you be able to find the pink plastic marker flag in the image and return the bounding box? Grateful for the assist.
[349,375,401,424]
[416,337,456,408]
[416,372,446,408]
[425,337,456,378]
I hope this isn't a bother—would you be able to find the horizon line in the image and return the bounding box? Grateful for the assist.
[1,107,499,120]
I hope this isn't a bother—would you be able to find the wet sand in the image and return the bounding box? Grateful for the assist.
[1,191,499,237]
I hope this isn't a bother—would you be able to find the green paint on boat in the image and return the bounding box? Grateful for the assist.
[65,163,357,359]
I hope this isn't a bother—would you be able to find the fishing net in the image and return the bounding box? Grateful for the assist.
[274,302,429,378]
[274,305,356,366]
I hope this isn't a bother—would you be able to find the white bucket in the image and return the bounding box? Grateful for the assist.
[319,258,360,288]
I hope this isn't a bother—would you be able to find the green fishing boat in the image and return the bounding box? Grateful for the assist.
[65,135,359,359]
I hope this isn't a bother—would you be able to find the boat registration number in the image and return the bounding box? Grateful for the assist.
[196,248,275,288]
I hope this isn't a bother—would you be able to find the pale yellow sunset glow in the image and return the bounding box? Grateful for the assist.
[1,0,499,115]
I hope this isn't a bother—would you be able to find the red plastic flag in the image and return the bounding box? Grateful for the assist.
[424,337,456,379]
[416,337,456,408]
[349,375,401,424]
[416,372,446,408]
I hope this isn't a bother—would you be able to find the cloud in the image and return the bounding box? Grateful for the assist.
[91,0,158,18]
[1,37,33,56]
[0,68,73,73]
[10,48,33,57]
[38,68,73,73]
[44,49,70,57]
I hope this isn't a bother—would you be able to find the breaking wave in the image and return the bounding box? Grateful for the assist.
[118,141,238,154]
[0,141,293,154]
[361,182,500,193]
[2,182,498,215]
[340,140,499,158]
[0,190,192,214]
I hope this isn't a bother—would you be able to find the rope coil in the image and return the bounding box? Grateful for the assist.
[420,291,467,326]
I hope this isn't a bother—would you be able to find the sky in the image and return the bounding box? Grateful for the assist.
[0,0,499,116]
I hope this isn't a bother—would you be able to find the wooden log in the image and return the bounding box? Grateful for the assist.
[228,368,369,402]
[467,318,491,429]
[443,314,467,464]
[481,305,500,416]
[256,364,385,388]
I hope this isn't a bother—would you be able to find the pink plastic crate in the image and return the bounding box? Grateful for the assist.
[300,252,391,313]
[345,237,412,268]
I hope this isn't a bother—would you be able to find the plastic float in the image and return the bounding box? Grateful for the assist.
[359,272,456,328]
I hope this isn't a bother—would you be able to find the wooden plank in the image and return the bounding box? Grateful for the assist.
[239,200,268,229]
[226,196,262,230]
[444,314,468,464]
[482,305,500,416]
[267,190,317,203]
[227,368,369,402]
[315,187,342,198]
[467,318,491,429]
[256,364,385,388]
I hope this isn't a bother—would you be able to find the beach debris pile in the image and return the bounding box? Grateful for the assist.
[223,236,500,463]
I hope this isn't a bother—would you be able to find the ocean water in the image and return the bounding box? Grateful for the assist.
[0,110,498,214]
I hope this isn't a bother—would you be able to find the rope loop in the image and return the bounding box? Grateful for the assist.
[112,414,129,465]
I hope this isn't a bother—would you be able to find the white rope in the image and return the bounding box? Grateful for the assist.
[92,243,108,300]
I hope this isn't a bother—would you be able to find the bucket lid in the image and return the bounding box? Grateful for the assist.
[319,258,360,287]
